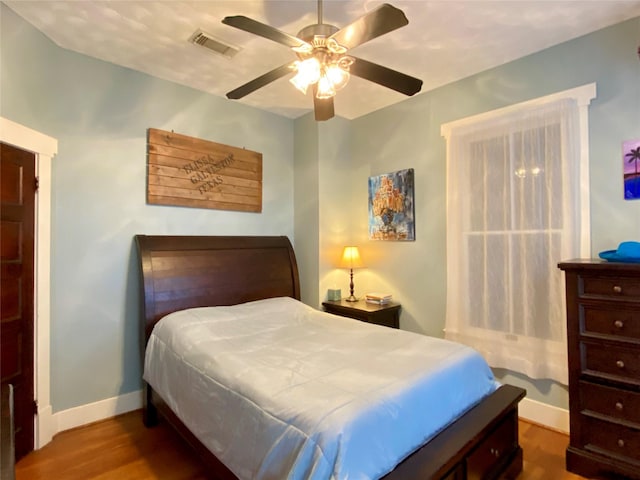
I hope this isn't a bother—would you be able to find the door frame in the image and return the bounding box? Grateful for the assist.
[1,117,57,449]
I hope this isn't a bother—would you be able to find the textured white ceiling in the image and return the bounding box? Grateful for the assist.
[5,0,640,119]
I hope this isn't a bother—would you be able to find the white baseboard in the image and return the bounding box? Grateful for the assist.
[35,404,54,448]
[518,396,569,434]
[49,389,143,437]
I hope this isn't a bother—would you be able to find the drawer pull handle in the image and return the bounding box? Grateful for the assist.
[613,285,622,293]
[615,402,624,412]
[490,448,500,458]
[618,439,625,448]
[614,320,624,329]
[616,360,625,369]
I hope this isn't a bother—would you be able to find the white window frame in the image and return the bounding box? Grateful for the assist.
[440,83,596,383]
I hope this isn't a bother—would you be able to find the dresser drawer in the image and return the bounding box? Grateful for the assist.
[581,305,640,341]
[466,411,518,480]
[580,275,640,300]
[582,342,640,386]
[581,415,640,464]
[580,381,640,426]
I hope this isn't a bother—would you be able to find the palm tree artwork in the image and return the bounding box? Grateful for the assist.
[623,139,640,200]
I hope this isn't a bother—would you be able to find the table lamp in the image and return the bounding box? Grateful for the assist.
[339,246,365,302]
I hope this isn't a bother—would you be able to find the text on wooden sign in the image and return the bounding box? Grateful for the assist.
[147,128,262,212]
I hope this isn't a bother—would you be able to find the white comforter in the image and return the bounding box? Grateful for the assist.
[144,297,498,480]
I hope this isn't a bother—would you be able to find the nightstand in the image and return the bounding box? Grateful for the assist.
[322,299,401,329]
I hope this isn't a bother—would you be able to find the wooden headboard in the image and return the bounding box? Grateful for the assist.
[134,235,300,342]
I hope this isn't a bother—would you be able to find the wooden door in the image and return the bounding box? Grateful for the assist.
[1,142,36,461]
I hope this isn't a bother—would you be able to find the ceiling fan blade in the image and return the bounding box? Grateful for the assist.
[329,4,408,51]
[313,87,335,121]
[222,16,309,49]
[226,62,295,100]
[350,57,422,96]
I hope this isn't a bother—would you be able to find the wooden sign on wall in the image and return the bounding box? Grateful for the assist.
[147,128,262,212]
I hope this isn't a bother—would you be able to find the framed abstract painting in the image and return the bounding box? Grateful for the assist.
[368,168,415,241]
[623,139,640,200]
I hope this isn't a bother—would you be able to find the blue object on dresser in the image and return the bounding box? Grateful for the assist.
[599,241,640,263]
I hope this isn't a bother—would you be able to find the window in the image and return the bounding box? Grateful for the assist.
[441,85,595,384]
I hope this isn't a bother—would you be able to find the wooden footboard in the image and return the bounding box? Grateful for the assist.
[382,384,525,480]
[144,381,525,480]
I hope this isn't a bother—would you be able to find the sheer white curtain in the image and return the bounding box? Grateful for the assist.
[443,98,584,384]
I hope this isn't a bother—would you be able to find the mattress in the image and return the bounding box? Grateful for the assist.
[144,297,499,480]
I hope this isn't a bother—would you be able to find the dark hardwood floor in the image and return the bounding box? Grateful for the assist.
[518,420,584,480]
[16,411,207,480]
[15,412,584,479]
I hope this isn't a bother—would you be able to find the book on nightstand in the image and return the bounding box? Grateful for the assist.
[365,293,392,305]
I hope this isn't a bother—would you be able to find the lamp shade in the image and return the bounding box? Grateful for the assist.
[339,246,364,269]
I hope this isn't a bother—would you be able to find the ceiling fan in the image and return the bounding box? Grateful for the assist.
[222,1,423,121]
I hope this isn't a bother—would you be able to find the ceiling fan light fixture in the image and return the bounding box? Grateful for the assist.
[290,73,310,95]
[291,52,353,99]
[290,58,321,94]
[326,38,347,55]
[316,74,336,99]
[292,43,314,55]
[325,64,350,91]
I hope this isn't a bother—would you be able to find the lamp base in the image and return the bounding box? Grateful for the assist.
[345,268,358,302]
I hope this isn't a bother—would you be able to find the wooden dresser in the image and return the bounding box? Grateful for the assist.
[558,260,640,479]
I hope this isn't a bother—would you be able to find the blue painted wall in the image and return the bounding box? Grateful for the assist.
[1,4,295,412]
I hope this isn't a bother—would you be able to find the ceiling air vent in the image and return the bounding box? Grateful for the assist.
[189,29,241,59]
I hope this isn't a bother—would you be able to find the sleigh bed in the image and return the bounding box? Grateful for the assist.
[135,234,525,479]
